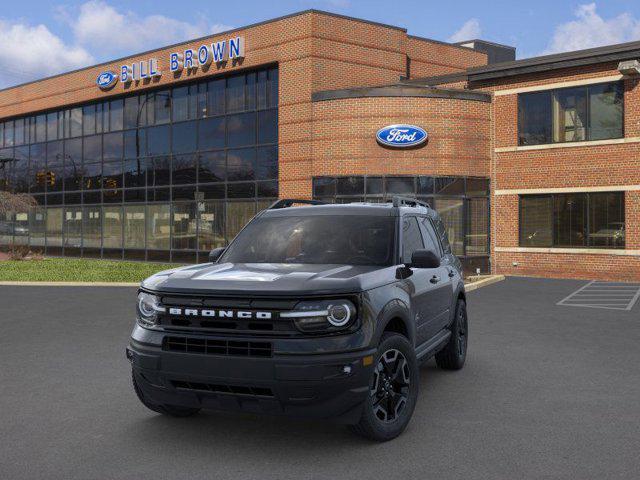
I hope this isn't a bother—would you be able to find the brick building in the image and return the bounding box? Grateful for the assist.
[0,9,638,281]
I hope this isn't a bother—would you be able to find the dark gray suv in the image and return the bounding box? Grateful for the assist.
[127,197,468,441]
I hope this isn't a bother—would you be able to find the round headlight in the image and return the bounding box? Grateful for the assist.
[284,299,356,333]
[327,303,351,327]
[136,292,163,327]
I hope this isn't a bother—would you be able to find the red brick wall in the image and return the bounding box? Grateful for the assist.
[309,95,491,184]
[480,63,640,281]
[406,37,487,79]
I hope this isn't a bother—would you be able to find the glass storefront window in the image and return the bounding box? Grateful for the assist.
[63,207,83,248]
[83,206,102,248]
[12,212,29,246]
[225,202,255,241]
[519,192,624,248]
[589,192,625,248]
[198,200,225,251]
[147,204,171,250]
[227,112,256,147]
[198,117,225,150]
[434,198,464,256]
[172,121,197,154]
[0,212,13,246]
[154,91,171,124]
[45,208,63,247]
[109,99,124,132]
[466,198,489,255]
[103,206,123,248]
[29,207,46,247]
[172,202,197,250]
[5,67,278,263]
[124,205,145,249]
[227,148,255,181]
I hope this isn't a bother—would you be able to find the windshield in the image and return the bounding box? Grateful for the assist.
[220,215,396,266]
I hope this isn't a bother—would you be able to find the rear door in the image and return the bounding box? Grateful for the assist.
[419,216,455,333]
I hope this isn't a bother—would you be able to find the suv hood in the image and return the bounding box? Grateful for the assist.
[141,262,397,295]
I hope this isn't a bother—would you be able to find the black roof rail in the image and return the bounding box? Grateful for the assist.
[391,196,431,209]
[268,199,327,209]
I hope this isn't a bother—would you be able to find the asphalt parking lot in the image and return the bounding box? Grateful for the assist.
[1,276,639,480]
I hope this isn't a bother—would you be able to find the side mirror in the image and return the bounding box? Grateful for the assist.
[208,247,226,263]
[409,249,441,269]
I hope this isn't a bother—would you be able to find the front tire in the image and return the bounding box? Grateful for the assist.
[435,298,468,370]
[132,370,200,417]
[350,333,419,441]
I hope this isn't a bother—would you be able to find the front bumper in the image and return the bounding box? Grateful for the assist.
[128,329,376,424]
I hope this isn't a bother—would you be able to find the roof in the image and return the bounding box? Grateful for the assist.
[312,84,491,103]
[467,39,640,81]
[453,39,516,51]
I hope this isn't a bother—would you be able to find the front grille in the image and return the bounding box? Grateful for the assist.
[171,380,274,397]
[163,336,272,357]
[157,295,300,336]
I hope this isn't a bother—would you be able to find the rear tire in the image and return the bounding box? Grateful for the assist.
[350,333,419,441]
[132,370,200,417]
[435,298,468,370]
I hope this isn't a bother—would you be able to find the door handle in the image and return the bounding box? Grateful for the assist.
[430,275,440,284]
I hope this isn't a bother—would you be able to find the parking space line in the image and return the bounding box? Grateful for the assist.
[557,281,640,311]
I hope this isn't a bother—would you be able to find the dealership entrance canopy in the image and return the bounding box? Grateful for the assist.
[1,10,639,281]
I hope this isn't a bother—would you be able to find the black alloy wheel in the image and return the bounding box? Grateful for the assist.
[350,332,419,441]
[371,349,411,423]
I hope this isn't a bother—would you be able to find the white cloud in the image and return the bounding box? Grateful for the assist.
[448,19,481,43]
[0,20,93,88]
[0,1,234,88]
[68,1,232,57]
[543,3,640,54]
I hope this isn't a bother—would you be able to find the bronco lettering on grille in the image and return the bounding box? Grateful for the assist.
[168,308,272,320]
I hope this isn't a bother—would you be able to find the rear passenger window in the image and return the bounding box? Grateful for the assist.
[402,217,424,264]
[419,217,441,256]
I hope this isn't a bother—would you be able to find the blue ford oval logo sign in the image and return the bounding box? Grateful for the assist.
[96,71,118,90]
[376,124,428,148]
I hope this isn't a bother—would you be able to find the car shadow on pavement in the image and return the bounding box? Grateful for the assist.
[121,361,449,452]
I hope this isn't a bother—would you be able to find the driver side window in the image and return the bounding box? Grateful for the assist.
[402,217,424,264]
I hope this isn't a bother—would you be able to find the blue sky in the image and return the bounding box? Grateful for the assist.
[1,0,640,88]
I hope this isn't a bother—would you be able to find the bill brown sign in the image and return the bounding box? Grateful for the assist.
[96,36,245,89]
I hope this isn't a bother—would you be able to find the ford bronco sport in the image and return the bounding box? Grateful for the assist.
[127,197,468,441]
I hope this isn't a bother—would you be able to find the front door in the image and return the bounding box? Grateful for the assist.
[401,216,444,345]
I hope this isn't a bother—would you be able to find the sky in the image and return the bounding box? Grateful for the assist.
[1,0,640,88]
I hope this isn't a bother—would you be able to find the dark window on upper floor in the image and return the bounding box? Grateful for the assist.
[518,82,623,146]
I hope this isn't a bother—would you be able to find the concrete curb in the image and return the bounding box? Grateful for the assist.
[0,281,140,287]
[464,275,505,292]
